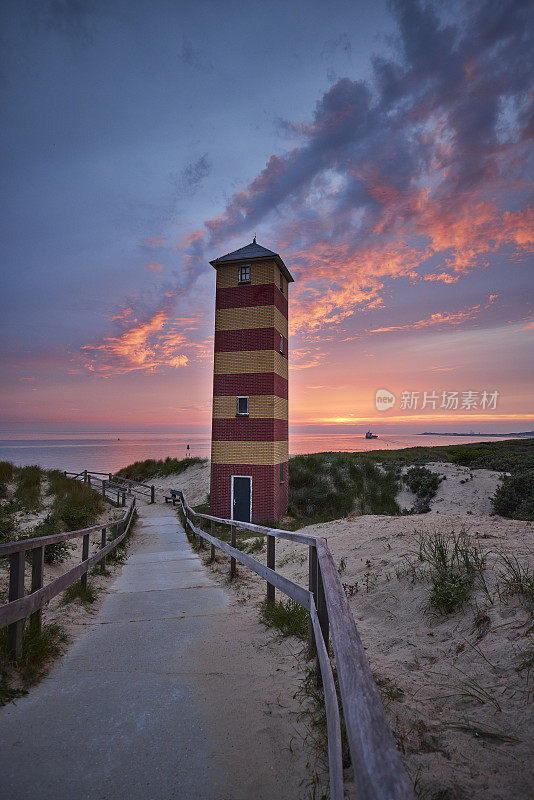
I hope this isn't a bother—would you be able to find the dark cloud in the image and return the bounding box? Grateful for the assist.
[196,0,532,329]
[26,0,100,42]
[177,154,212,196]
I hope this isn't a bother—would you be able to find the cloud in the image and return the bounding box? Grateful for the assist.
[176,154,211,196]
[80,302,209,375]
[184,0,533,341]
[148,262,164,273]
[27,0,100,43]
[366,303,483,334]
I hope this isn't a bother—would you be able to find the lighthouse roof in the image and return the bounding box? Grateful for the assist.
[210,240,294,282]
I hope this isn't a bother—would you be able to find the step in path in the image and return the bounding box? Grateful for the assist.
[0,504,306,800]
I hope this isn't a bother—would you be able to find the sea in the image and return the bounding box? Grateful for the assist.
[0,432,529,475]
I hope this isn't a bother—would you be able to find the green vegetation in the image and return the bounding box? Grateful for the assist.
[116,456,207,483]
[366,437,534,473]
[0,466,104,556]
[403,466,441,513]
[498,554,534,608]
[287,452,400,526]
[26,514,73,564]
[416,530,487,614]
[48,470,104,530]
[0,622,67,691]
[62,579,99,605]
[259,597,308,638]
[14,465,42,511]
[491,470,534,521]
[0,461,14,484]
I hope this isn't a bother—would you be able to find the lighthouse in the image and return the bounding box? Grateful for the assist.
[209,239,293,524]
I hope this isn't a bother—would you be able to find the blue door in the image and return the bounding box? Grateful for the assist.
[233,476,251,522]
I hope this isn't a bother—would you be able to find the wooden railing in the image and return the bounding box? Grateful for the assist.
[65,470,155,504]
[178,491,415,800]
[0,499,136,659]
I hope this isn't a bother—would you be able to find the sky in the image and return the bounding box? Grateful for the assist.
[1,0,533,435]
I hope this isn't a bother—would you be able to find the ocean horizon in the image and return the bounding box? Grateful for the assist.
[0,431,530,475]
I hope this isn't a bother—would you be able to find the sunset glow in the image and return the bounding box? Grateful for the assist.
[1,0,532,435]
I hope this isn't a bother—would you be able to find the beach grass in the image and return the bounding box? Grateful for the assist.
[116,456,207,483]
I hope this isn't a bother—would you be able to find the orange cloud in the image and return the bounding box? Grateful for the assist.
[143,236,167,247]
[148,262,164,272]
[81,308,190,375]
[367,304,482,334]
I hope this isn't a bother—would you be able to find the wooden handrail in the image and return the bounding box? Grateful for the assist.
[179,491,415,800]
[0,500,136,659]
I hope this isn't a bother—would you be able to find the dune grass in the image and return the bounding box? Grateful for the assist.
[286,452,400,526]
[14,465,43,511]
[116,456,207,483]
[415,530,488,614]
[365,437,534,472]
[62,579,99,605]
[0,621,67,690]
[259,598,308,639]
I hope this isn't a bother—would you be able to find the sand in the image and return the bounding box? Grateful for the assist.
[154,460,534,800]
[3,462,532,799]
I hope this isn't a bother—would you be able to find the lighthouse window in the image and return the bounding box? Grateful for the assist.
[280,463,284,483]
[238,265,251,284]
[236,396,249,416]
[280,273,284,293]
[279,334,284,354]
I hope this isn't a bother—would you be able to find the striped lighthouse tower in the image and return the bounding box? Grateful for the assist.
[209,239,294,524]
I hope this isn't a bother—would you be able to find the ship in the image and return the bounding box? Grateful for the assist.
[365,431,378,439]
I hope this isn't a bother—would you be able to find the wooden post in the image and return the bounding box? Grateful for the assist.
[210,520,216,560]
[109,473,113,481]
[80,533,90,588]
[230,524,236,578]
[84,469,88,484]
[316,559,329,682]
[122,491,126,507]
[30,546,45,635]
[150,485,155,504]
[87,474,91,488]
[308,545,318,658]
[101,479,106,499]
[100,526,107,571]
[266,535,275,603]
[8,551,25,659]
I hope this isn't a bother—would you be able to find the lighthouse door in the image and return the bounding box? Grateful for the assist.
[232,476,251,523]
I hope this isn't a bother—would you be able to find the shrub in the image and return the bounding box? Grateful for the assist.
[0,461,14,484]
[0,513,18,544]
[14,465,42,511]
[22,514,73,564]
[491,470,534,521]
[403,466,440,514]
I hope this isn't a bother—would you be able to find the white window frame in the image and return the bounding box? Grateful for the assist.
[238,264,251,284]
[231,475,252,522]
[236,396,249,416]
[279,334,284,354]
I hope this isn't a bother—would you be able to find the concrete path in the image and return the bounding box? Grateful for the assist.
[0,505,287,800]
